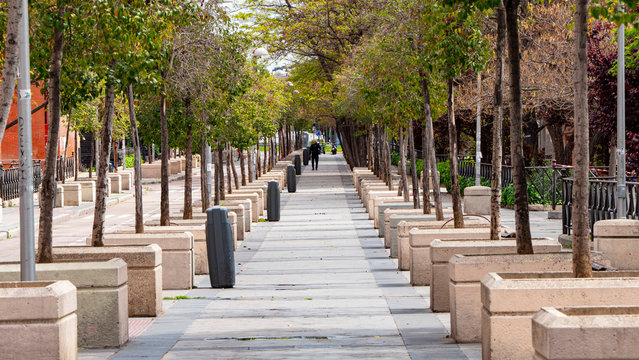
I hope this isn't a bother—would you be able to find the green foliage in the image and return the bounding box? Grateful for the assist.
[438,160,452,192]
[125,155,143,168]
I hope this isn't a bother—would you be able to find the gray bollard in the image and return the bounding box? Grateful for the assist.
[267,180,280,221]
[205,206,235,288]
[294,154,302,175]
[287,164,297,193]
[303,148,310,166]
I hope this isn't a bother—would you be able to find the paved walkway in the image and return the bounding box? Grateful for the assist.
[83,154,481,359]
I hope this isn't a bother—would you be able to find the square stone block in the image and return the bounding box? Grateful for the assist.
[409,227,491,286]
[463,185,491,215]
[141,163,161,178]
[60,183,82,206]
[53,244,162,317]
[384,209,429,247]
[229,211,237,250]
[101,233,193,290]
[221,199,252,231]
[449,251,571,343]
[432,238,562,312]
[398,218,484,270]
[389,213,456,259]
[532,306,639,360]
[241,183,269,206]
[55,184,64,208]
[119,171,132,191]
[233,189,264,213]
[169,159,181,175]
[481,271,639,360]
[594,219,639,270]
[72,181,96,202]
[365,191,400,213]
[0,280,77,359]
[0,260,128,348]
[108,174,122,194]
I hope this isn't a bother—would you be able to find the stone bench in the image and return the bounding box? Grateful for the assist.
[53,244,162,317]
[430,238,562,312]
[171,205,246,241]
[0,281,77,359]
[75,177,111,198]
[101,233,194,290]
[0,260,127,349]
[55,184,64,207]
[448,251,571,343]
[221,200,252,230]
[108,173,122,194]
[408,227,491,286]
[397,219,487,270]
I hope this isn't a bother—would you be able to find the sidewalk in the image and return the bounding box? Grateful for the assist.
[81,154,488,359]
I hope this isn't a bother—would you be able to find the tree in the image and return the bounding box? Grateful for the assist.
[491,2,506,240]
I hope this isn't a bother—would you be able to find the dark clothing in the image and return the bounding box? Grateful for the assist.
[310,143,322,158]
[312,156,319,170]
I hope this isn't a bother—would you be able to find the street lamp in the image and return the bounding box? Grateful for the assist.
[617,10,627,218]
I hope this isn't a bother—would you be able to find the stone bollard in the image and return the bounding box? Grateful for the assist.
[267,180,280,221]
[206,207,235,288]
[463,186,491,215]
[287,165,297,193]
[594,219,639,270]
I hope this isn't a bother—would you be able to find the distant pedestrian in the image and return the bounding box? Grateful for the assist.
[310,140,321,170]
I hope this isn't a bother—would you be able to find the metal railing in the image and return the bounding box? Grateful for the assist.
[0,160,42,201]
[56,155,75,182]
[562,178,639,236]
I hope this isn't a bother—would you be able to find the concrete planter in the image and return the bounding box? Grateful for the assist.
[383,209,429,245]
[169,159,181,175]
[370,196,405,222]
[532,306,639,360]
[365,191,402,214]
[408,227,491,286]
[463,186,490,215]
[481,271,639,360]
[448,251,571,343]
[0,260,128,348]
[224,193,260,221]
[377,202,413,233]
[53,245,162,317]
[108,174,122,194]
[115,225,208,275]
[141,163,161,178]
[221,199,252,230]
[229,211,238,250]
[397,219,488,270]
[431,239,562,313]
[119,171,132,191]
[594,219,639,270]
[0,280,77,359]
[72,181,96,202]
[388,214,457,259]
[101,233,193,290]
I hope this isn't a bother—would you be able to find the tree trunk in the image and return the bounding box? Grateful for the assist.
[230,145,239,189]
[89,135,94,178]
[200,139,210,212]
[74,131,78,181]
[409,120,420,209]
[91,84,116,246]
[572,0,592,277]
[160,84,170,226]
[62,115,71,184]
[214,144,220,205]
[112,139,118,171]
[420,73,443,220]
[447,78,464,228]
[240,148,247,186]
[505,0,533,254]
[247,146,253,183]
[218,146,225,200]
[255,142,261,178]
[226,144,233,194]
[183,122,193,220]
[490,3,506,240]
[36,11,65,262]
[127,84,144,233]
[263,138,268,174]
[399,128,410,201]
[0,0,21,146]
[385,130,393,191]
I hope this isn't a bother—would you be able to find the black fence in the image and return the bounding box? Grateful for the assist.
[0,161,42,201]
[562,178,639,237]
[56,155,75,182]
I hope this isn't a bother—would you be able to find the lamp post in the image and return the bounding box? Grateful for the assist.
[475,72,482,186]
[617,13,627,218]
[18,0,35,281]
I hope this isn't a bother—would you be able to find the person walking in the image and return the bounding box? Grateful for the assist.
[310,140,321,170]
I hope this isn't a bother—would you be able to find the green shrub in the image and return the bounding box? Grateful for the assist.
[125,155,143,168]
[391,152,400,166]
[438,160,451,192]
